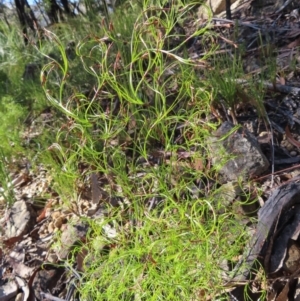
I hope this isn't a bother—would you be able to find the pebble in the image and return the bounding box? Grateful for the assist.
[47,253,58,263]
[45,207,52,218]
[54,216,64,228]
[48,222,54,233]
[51,199,58,206]
[51,211,61,220]
[290,151,297,157]
[5,200,33,238]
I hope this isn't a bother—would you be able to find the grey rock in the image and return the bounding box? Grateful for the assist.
[5,200,35,238]
[56,219,88,260]
[212,181,242,212]
[208,121,269,183]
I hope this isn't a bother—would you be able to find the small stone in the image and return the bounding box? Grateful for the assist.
[54,217,64,228]
[51,199,58,206]
[6,200,35,238]
[213,182,242,213]
[51,211,61,220]
[56,219,88,259]
[284,243,300,273]
[48,222,54,233]
[208,122,269,183]
[282,139,294,151]
[47,253,58,263]
[45,207,52,218]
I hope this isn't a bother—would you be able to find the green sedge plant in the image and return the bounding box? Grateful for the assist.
[33,0,267,300]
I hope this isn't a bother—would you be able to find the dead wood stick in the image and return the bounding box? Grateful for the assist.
[235,79,300,95]
[264,82,300,95]
[211,18,261,30]
[274,157,300,165]
[226,0,231,20]
[40,292,66,301]
[275,0,294,14]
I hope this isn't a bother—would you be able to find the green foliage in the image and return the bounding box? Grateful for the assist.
[76,202,248,301]
[0,0,269,299]
[208,53,244,109]
[0,97,26,156]
[0,149,15,205]
[32,1,259,300]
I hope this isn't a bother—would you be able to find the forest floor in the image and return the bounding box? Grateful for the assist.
[2,1,300,300]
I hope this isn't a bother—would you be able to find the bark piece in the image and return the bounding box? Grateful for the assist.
[32,269,63,300]
[294,278,300,301]
[233,182,300,281]
[270,206,300,273]
[0,280,18,301]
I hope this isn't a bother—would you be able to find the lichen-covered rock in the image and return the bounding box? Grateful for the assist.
[5,200,35,238]
[208,121,269,182]
[55,218,89,260]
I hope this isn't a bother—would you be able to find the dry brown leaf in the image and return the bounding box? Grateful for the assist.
[3,236,22,248]
[76,246,88,272]
[275,281,289,301]
[9,249,35,278]
[193,158,204,171]
[285,125,300,149]
[27,268,41,301]
[11,172,30,187]
[91,172,101,205]
[287,37,300,48]
[279,76,286,85]
[36,199,53,223]
[285,29,300,38]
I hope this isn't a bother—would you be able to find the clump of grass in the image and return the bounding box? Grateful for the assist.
[19,0,266,300]
[75,201,248,300]
[0,97,26,156]
[206,39,274,126]
[0,149,15,206]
